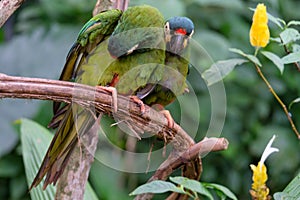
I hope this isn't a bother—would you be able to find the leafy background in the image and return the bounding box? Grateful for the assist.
[0,0,300,199]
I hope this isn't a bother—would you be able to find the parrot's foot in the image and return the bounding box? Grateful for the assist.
[130,96,145,114]
[160,110,175,129]
[97,86,118,112]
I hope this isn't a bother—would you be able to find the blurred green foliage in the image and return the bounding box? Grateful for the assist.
[0,0,300,199]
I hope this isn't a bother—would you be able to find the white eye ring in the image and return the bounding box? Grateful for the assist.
[189,29,194,38]
[164,22,171,42]
[164,22,170,31]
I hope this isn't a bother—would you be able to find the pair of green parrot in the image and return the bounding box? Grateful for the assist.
[30,5,194,190]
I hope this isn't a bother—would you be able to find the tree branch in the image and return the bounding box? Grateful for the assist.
[0,73,195,144]
[0,0,23,27]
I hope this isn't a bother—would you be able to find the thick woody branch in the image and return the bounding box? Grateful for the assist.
[0,0,23,27]
[0,73,228,149]
[0,73,203,149]
[0,73,185,141]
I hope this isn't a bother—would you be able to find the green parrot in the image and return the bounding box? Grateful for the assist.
[137,16,194,112]
[29,5,165,190]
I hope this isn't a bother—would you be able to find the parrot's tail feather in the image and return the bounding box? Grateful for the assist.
[30,105,98,190]
[42,139,77,190]
[29,107,79,190]
[48,105,69,129]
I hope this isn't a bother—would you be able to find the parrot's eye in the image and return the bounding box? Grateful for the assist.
[164,22,170,32]
[164,22,171,42]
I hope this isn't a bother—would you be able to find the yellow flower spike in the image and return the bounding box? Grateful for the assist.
[250,3,270,48]
[250,162,269,199]
[250,135,279,200]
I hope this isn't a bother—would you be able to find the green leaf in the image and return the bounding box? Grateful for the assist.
[20,118,98,200]
[270,37,282,43]
[170,177,213,200]
[289,98,300,109]
[202,58,248,86]
[261,51,285,74]
[273,192,293,200]
[282,52,300,64]
[292,44,300,52]
[84,183,99,200]
[20,118,56,200]
[273,172,300,200]
[287,20,300,27]
[130,180,185,196]
[279,28,300,45]
[203,183,238,200]
[229,48,262,66]
[268,14,285,29]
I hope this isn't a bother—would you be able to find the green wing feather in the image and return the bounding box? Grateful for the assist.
[53,9,123,113]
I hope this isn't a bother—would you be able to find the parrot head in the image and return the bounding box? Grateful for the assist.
[165,16,194,55]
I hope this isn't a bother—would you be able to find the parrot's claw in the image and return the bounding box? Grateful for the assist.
[160,110,175,129]
[97,86,118,112]
[130,96,145,114]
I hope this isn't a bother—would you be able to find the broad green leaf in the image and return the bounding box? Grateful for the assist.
[270,37,282,43]
[229,48,246,56]
[170,177,213,200]
[203,183,237,200]
[261,51,285,74]
[85,183,99,200]
[267,13,285,29]
[130,180,184,196]
[20,118,98,200]
[273,172,300,200]
[287,20,300,27]
[202,58,248,86]
[292,44,300,52]
[289,98,300,109]
[273,192,293,200]
[20,118,56,200]
[246,54,262,67]
[279,28,300,45]
[229,48,262,66]
[282,52,300,64]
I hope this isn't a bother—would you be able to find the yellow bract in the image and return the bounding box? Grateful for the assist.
[250,162,269,199]
[249,3,270,47]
